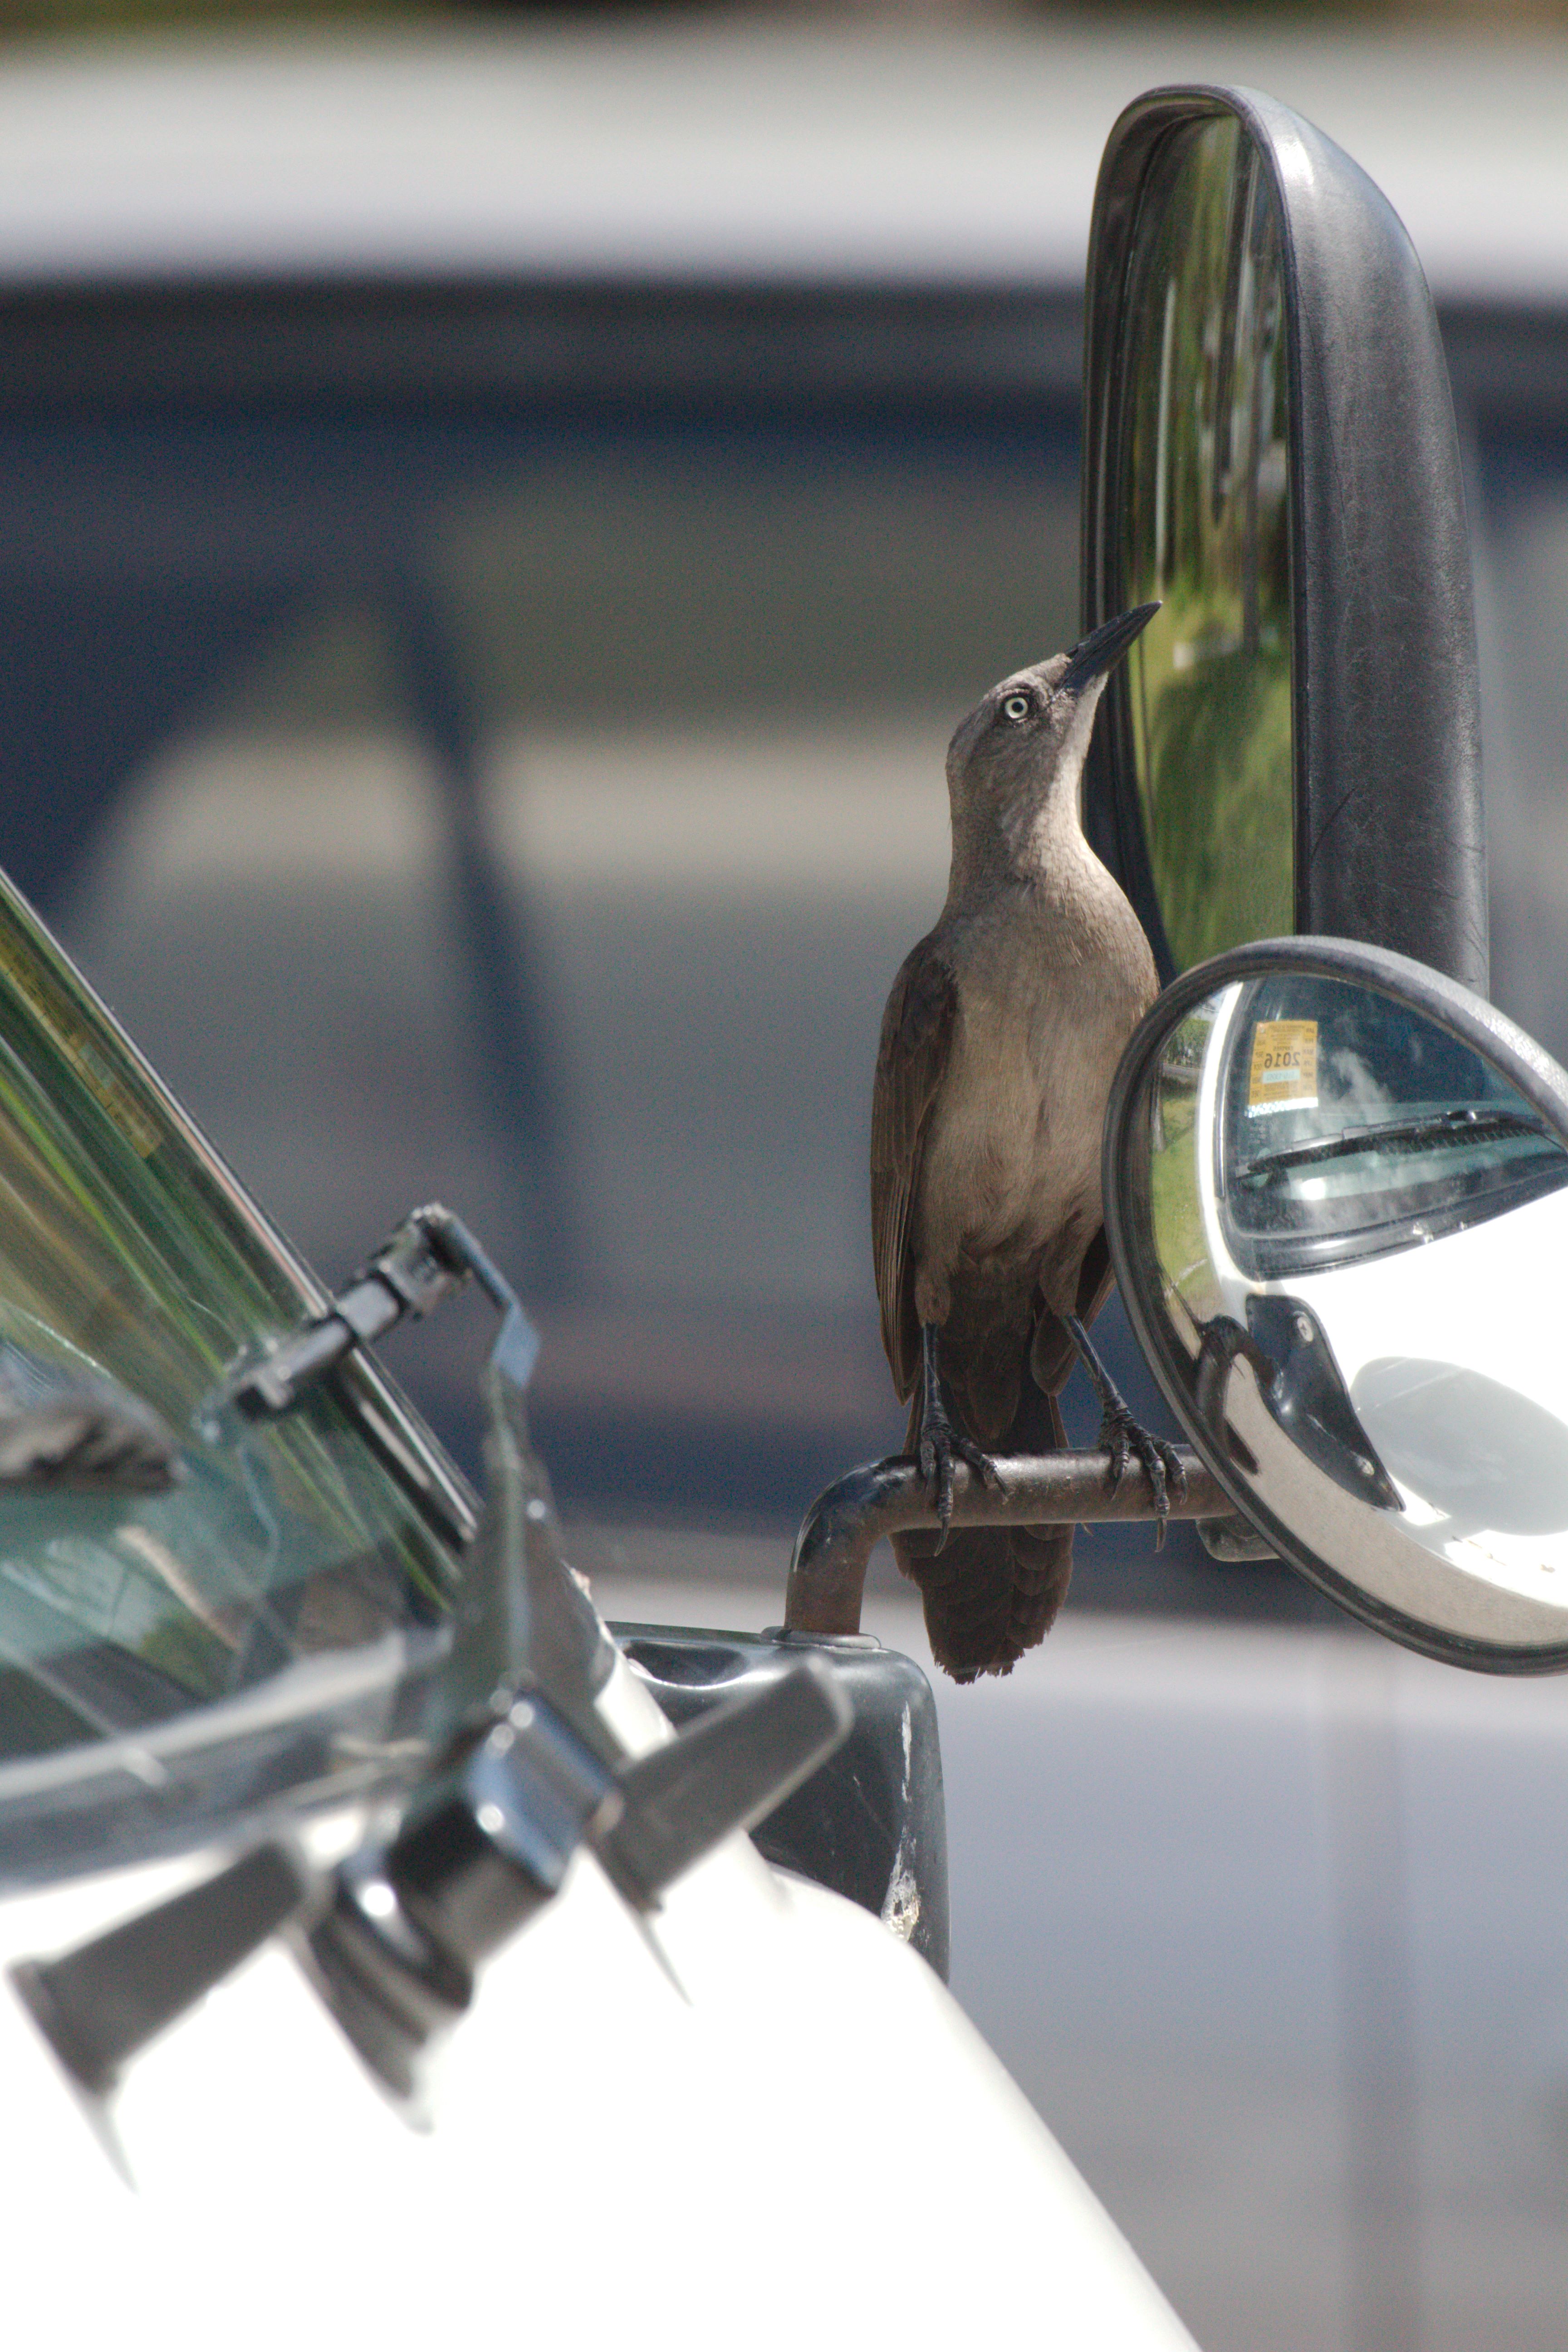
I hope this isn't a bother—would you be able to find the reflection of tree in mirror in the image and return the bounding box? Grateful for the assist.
[1118,113,1294,968]
[1142,639,1291,964]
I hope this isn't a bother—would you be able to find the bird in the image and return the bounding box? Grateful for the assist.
[870,604,1181,1681]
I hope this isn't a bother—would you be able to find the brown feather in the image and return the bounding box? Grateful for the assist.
[892,1366,1073,1681]
[869,936,957,1401]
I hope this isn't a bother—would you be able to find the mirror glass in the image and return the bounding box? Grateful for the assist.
[1118,963,1568,1660]
[1116,114,1294,967]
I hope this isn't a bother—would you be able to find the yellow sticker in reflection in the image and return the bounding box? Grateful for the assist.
[1247,1019,1318,1116]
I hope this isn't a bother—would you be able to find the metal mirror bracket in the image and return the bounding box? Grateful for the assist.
[785,1445,1227,1636]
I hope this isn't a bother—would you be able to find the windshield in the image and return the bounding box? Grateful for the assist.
[0,870,465,1776]
[1217,974,1568,1277]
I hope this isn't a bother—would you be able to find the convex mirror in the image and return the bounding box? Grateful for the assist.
[1105,939,1568,1670]
[1080,86,1486,994]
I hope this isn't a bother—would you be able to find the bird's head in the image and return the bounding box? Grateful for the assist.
[945,603,1159,867]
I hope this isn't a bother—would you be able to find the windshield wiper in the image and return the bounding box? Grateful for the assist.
[1235,1106,1552,1183]
[227,1204,528,1420]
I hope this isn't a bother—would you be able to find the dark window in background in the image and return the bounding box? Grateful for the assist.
[0,284,1097,1546]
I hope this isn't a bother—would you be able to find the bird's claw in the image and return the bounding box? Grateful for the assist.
[1097,1404,1186,1538]
[917,1416,1003,1552]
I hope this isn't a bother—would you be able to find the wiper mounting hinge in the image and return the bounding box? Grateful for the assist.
[230,1204,517,1419]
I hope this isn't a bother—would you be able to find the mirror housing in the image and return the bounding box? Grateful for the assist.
[1104,936,1568,1671]
[1081,85,1486,995]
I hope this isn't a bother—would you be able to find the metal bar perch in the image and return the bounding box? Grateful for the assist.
[784,1446,1229,1636]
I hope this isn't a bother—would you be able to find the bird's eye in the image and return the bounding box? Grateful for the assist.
[1000,693,1032,723]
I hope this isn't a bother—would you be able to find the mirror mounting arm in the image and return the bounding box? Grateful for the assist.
[784,1446,1226,1637]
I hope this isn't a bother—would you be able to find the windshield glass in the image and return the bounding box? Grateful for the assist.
[1218,974,1568,1277]
[0,871,463,1769]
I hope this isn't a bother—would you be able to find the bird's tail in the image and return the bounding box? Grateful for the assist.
[892,1380,1073,1683]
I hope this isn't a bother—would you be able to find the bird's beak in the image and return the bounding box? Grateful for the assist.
[1058,602,1160,696]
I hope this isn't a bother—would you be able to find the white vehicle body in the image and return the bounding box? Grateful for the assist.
[0,25,1560,298]
[0,1638,1197,2352]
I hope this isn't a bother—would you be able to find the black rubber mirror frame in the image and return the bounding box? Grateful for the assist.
[1080,84,1488,998]
[1103,934,1568,1671]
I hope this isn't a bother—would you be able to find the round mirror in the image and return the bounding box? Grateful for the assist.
[1104,936,1568,1669]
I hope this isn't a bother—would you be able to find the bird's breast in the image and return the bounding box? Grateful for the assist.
[913,893,1153,1305]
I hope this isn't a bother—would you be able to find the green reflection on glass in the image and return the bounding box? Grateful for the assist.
[1119,114,1294,967]
[0,877,457,1759]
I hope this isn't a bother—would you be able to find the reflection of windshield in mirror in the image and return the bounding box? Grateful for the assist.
[0,878,459,1766]
[1118,114,1294,967]
[1219,976,1568,1275]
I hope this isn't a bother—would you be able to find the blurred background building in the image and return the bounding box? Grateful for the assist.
[1,7,1568,2348]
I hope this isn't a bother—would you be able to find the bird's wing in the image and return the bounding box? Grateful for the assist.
[870,936,957,1399]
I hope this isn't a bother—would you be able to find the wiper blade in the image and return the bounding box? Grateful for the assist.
[1236,1107,1551,1182]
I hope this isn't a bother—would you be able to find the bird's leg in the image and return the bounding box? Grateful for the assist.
[1066,1315,1186,1539]
[916,1322,1003,1549]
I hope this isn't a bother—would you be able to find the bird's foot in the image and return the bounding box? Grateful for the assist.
[1096,1400,1186,1542]
[1067,1313,1186,1546]
[917,1408,1004,1551]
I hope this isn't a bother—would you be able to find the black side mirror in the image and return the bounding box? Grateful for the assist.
[1080,85,1486,996]
[1104,934,1568,1671]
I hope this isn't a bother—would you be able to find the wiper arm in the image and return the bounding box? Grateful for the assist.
[228,1204,533,1419]
[1236,1106,1549,1182]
